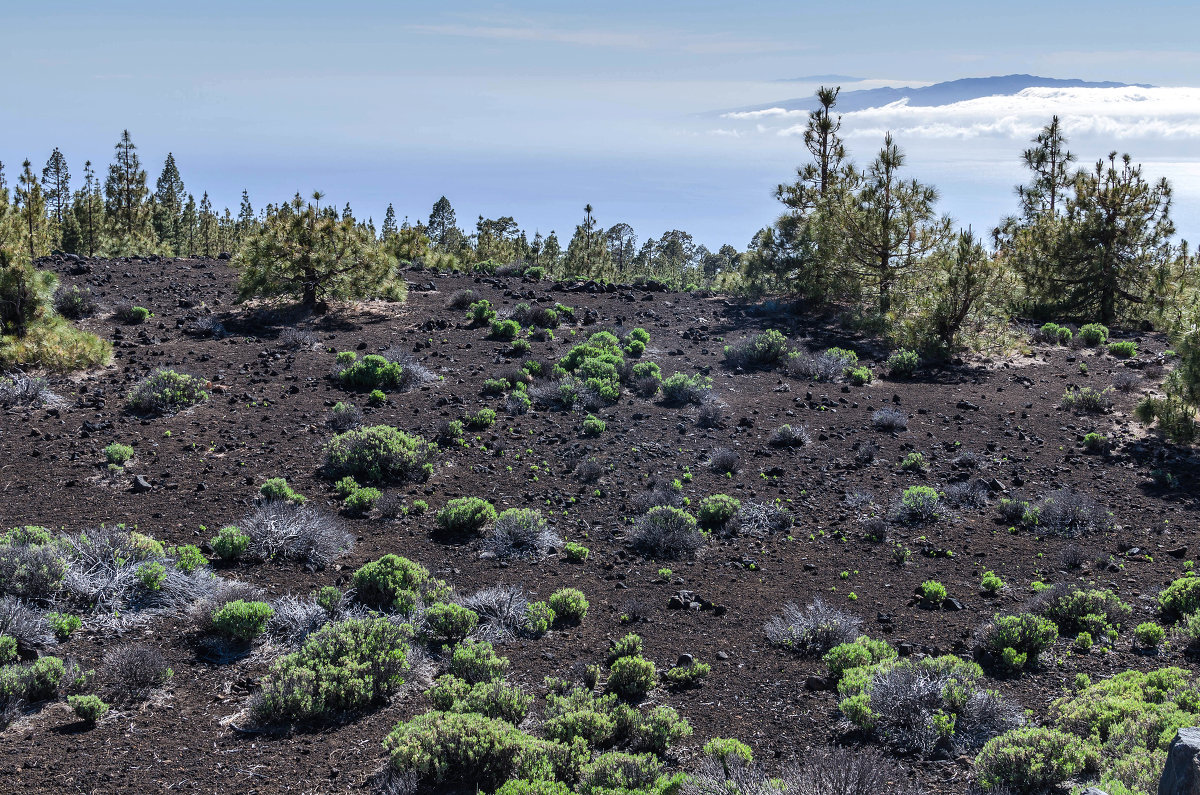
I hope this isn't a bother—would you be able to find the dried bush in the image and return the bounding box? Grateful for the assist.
[459,585,529,642]
[660,372,712,406]
[0,542,67,601]
[769,424,811,447]
[764,598,861,654]
[630,478,685,514]
[446,288,480,309]
[707,447,739,474]
[0,372,58,408]
[784,350,845,382]
[278,327,316,349]
[1059,543,1088,570]
[630,507,705,560]
[481,509,562,560]
[0,597,54,650]
[1033,488,1112,537]
[872,408,908,432]
[185,315,226,338]
[943,479,990,508]
[100,644,173,702]
[1061,386,1114,414]
[240,500,354,567]
[695,401,723,428]
[267,595,332,647]
[327,401,363,431]
[574,457,604,484]
[787,746,924,795]
[736,502,793,535]
[53,285,98,319]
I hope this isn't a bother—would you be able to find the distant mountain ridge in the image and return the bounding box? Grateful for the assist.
[729,74,1153,115]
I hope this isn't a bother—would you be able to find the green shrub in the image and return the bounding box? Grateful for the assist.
[315,586,344,614]
[703,737,753,765]
[483,378,509,395]
[1040,586,1131,635]
[1159,575,1200,618]
[1108,341,1137,359]
[624,339,645,357]
[886,348,919,377]
[368,389,387,406]
[385,710,569,791]
[976,727,1093,793]
[549,588,588,624]
[260,477,305,503]
[211,600,275,641]
[169,544,206,573]
[0,636,16,665]
[47,612,81,641]
[1135,622,1165,648]
[522,601,555,636]
[900,451,926,471]
[126,369,209,415]
[423,603,479,644]
[343,485,381,514]
[210,525,249,560]
[465,408,497,429]
[1079,323,1110,346]
[352,554,434,612]
[608,655,656,701]
[582,414,607,436]
[636,704,693,754]
[337,353,404,391]
[723,329,787,368]
[1062,386,1115,413]
[981,570,1005,594]
[662,662,711,689]
[1039,322,1073,345]
[578,752,677,795]
[252,617,409,723]
[450,640,509,684]
[128,306,150,324]
[491,318,521,340]
[628,328,650,345]
[697,494,740,528]
[428,674,533,724]
[848,366,872,385]
[0,655,67,703]
[104,443,134,465]
[919,580,947,605]
[467,299,496,325]
[898,485,940,523]
[68,694,109,724]
[1083,432,1107,452]
[324,425,436,483]
[136,561,166,591]
[564,542,590,563]
[435,497,497,535]
[607,633,644,665]
[659,372,711,405]
[979,613,1059,672]
[823,636,896,682]
[1074,632,1094,652]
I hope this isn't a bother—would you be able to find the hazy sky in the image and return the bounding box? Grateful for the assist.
[3,0,1200,248]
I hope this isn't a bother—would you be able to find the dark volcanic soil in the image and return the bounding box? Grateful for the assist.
[3,255,1199,794]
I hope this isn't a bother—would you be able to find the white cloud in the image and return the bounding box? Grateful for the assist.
[763,86,1200,141]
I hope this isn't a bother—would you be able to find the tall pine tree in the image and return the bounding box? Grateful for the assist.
[381,203,398,241]
[152,153,187,253]
[104,130,152,248]
[41,148,71,240]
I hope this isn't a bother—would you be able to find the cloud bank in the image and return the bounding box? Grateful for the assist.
[721,86,1200,141]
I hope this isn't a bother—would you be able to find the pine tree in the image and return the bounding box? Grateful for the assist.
[69,161,104,257]
[427,196,457,249]
[181,194,197,255]
[152,153,187,253]
[104,130,151,246]
[1019,116,1074,219]
[1056,153,1177,325]
[381,204,398,241]
[236,194,401,309]
[565,204,609,278]
[605,223,637,273]
[542,231,562,270]
[837,133,951,314]
[41,147,71,236]
[199,192,217,256]
[14,161,50,262]
[237,190,255,247]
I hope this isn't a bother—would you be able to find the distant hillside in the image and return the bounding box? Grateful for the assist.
[729,74,1150,114]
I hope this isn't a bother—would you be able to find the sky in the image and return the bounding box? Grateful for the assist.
[3,0,1200,249]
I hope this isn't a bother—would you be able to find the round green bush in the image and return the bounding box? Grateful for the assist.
[1159,575,1200,618]
[325,425,436,484]
[607,655,657,701]
[975,727,1093,793]
[210,525,249,560]
[68,694,110,724]
[211,600,275,641]
[697,494,740,528]
[548,588,588,624]
[435,497,497,535]
[352,554,431,612]
[423,603,479,644]
[522,601,555,636]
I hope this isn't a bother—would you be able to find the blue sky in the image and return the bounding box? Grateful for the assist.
[4,0,1200,248]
